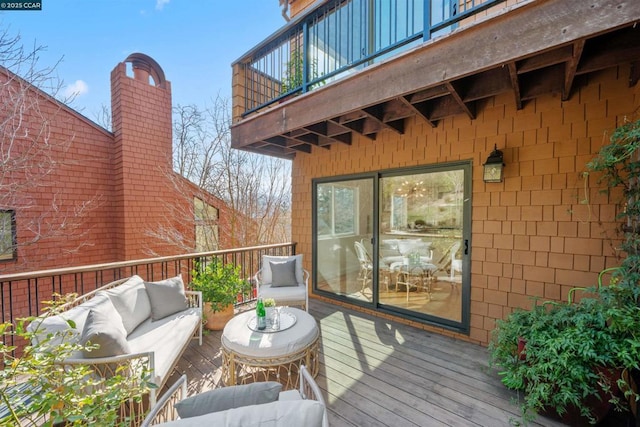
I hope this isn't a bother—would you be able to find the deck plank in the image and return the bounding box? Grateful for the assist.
[172,299,566,427]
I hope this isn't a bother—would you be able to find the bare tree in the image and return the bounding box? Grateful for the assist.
[92,103,112,131]
[166,96,291,249]
[0,30,102,268]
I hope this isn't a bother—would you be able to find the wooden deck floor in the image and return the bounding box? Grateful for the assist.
[171,299,565,427]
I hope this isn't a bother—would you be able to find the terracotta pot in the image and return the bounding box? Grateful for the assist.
[517,337,527,361]
[203,302,234,331]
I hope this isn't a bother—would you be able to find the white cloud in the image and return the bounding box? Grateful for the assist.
[63,80,89,99]
[156,0,170,10]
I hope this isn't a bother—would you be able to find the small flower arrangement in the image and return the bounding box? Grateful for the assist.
[263,298,276,308]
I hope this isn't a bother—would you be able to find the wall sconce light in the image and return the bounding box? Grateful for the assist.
[483,144,504,183]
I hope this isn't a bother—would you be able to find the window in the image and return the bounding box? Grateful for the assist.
[317,184,358,237]
[194,198,218,252]
[0,210,16,261]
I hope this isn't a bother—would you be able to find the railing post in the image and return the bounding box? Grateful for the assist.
[302,20,309,94]
[423,0,432,41]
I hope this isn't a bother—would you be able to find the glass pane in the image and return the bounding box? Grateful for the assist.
[378,169,464,322]
[315,178,374,303]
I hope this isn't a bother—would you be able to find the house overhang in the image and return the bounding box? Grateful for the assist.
[231,0,640,159]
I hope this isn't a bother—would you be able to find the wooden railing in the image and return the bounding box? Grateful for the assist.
[0,243,297,345]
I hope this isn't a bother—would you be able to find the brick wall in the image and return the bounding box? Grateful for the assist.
[292,64,639,346]
[1,55,227,275]
[0,71,117,274]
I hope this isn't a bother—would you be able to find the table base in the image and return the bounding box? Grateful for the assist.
[221,333,320,390]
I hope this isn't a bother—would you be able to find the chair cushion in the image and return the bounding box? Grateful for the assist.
[80,301,130,358]
[144,276,189,321]
[262,255,303,285]
[162,400,325,427]
[175,381,282,418]
[269,259,298,287]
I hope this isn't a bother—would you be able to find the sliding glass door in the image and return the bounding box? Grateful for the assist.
[313,162,470,332]
[314,177,375,303]
[378,167,467,325]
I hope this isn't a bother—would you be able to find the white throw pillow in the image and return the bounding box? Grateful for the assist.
[262,255,303,285]
[144,276,189,321]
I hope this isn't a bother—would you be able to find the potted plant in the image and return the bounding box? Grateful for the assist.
[489,278,640,424]
[489,119,640,424]
[190,259,248,330]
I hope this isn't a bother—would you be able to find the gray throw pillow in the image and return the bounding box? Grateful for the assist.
[270,259,298,287]
[101,276,152,335]
[175,381,282,419]
[80,302,130,358]
[143,276,189,321]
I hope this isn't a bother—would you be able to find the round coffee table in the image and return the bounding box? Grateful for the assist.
[221,307,319,390]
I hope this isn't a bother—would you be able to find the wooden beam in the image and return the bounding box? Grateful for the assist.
[563,40,585,101]
[520,64,564,100]
[631,61,640,87]
[429,96,466,121]
[407,85,449,103]
[362,105,404,134]
[329,118,375,141]
[507,62,522,110]
[445,82,475,120]
[460,67,512,102]
[399,96,436,128]
[264,135,312,153]
[517,45,573,74]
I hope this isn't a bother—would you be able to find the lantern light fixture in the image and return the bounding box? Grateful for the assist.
[483,144,505,183]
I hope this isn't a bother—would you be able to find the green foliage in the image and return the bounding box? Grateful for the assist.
[280,50,322,94]
[190,259,249,312]
[490,119,640,424]
[0,295,152,426]
[588,119,640,286]
[489,283,640,424]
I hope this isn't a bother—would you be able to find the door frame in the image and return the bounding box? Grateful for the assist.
[312,160,472,334]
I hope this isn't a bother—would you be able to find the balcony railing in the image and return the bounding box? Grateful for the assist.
[0,243,297,347]
[233,0,505,118]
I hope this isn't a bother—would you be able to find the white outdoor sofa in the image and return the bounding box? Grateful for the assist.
[29,274,202,410]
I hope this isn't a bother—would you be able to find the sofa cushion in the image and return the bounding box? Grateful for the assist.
[262,255,303,285]
[80,302,130,358]
[269,260,298,287]
[127,307,200,386]
[162,400,325,427]
[175,381,282,418]
[99,276,151,335]
[144,276,189,321]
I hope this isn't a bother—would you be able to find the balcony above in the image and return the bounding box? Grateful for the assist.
[231,0,640,159]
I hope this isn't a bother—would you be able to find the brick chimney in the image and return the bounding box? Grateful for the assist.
[110,53,173,260]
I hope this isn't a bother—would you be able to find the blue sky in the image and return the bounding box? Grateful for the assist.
[1,0,287,122]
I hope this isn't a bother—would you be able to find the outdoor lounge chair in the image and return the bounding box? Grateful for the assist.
[255,254,309,311]
[141,365,328,427]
